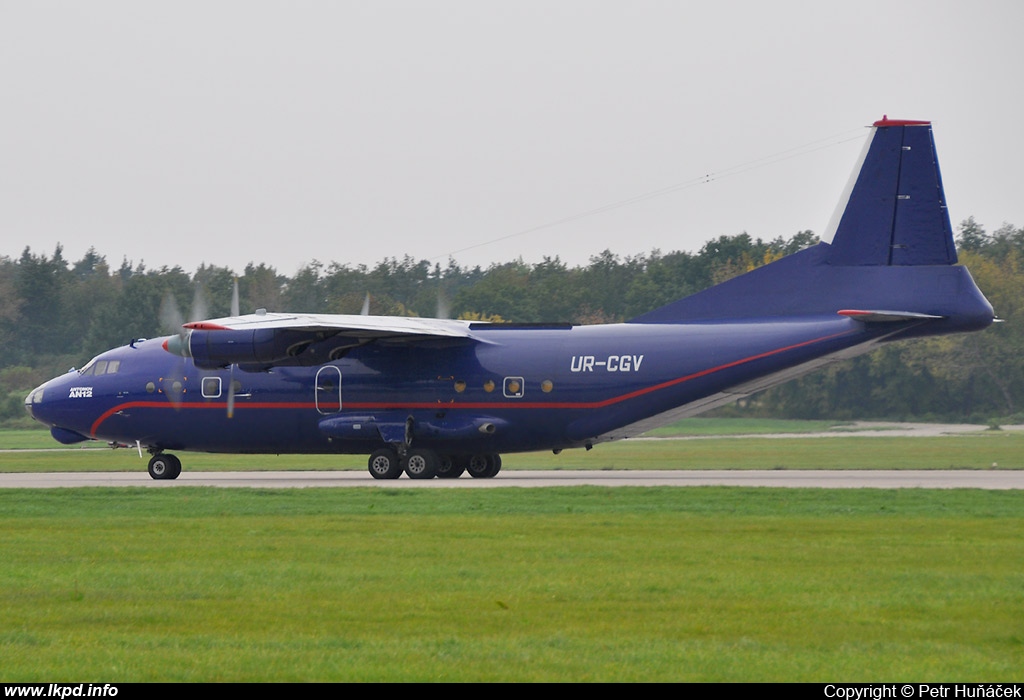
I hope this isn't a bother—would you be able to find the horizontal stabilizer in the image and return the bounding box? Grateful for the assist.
[837,309,944,323]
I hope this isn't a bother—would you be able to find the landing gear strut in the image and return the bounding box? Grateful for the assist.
[148,453,181,480]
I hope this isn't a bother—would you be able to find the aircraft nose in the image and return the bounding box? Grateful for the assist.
[24,377,93,444]
[25,377,66,426]
[24,384,46,421]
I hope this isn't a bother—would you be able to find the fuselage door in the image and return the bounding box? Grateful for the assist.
[315,366,342,414]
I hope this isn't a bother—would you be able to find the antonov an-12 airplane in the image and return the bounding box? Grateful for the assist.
[25,118,994,479]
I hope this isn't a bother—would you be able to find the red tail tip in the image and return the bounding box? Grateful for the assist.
[873,116,931,127]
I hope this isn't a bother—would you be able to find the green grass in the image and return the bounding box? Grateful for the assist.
[642,417,856,436]
[0,428,110,450]
[3,430,1023,472]
[1,487,1021,681]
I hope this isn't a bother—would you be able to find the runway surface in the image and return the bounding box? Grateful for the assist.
[1,470,1022,489]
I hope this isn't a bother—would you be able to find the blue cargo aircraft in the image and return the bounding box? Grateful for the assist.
[25,118,994,480]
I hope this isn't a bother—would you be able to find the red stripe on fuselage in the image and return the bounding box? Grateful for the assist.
[90,328,853,436]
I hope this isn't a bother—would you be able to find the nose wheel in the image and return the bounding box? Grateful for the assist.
[148,453,182,480]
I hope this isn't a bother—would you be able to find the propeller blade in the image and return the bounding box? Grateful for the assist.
[159,365,188,409]
[226,368,236,419]
[231,278,240,317]
[159,292,185,335]
[189,285,209,324]
[436,289,451,319]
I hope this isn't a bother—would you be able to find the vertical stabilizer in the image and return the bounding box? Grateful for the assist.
[821,118,957,266]
[630,118,991,327]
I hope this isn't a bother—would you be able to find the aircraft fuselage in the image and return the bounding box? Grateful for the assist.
[26,315,884,457]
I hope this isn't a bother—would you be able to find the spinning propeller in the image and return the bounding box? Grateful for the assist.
[160,279,241,416]
[157,286,207,407]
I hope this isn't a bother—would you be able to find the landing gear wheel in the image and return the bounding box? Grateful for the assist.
[436,454,464,479]
[368,448,402,480]
[148,453,181,480]
[466,453,501,479]
[487,453,502,478]
[404,448,439,479]
[165,454,182,479]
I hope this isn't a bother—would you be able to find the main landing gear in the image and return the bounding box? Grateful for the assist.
[148,452,182,480]
[366,448,501,480]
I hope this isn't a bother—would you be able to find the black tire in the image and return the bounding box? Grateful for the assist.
[165,453,182,480]
[486,453,502,478]
[467,453,500,479]
[436,454,464,479]
[148,454,176,480]
[404,448,439,479]
[368,448,402,479]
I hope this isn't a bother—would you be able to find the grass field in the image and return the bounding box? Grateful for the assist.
[2,487,1022,682]
[3,421,1022,681]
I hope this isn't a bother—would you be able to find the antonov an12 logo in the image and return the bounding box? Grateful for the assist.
[69,387,93,398]
[570,355,644,373]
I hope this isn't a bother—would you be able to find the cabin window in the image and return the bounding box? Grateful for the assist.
[202,377,222,398]
[503,377,524,398]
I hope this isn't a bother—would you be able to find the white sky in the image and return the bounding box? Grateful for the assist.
[2,1,1022,275]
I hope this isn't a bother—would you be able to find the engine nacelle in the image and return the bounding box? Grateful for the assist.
[164,328,320,369]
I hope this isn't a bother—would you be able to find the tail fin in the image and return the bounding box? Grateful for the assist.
[631,117,993,333]
[822,117,957,266]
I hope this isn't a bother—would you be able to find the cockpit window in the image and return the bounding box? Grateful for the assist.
[79,358,121,376]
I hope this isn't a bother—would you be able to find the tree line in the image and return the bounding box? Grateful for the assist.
[1,220,1021,426]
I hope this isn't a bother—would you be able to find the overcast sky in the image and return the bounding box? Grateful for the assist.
[3,1,1022,275]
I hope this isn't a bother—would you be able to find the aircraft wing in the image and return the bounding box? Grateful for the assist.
[185,312,480,338]
[168,313,485,368]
